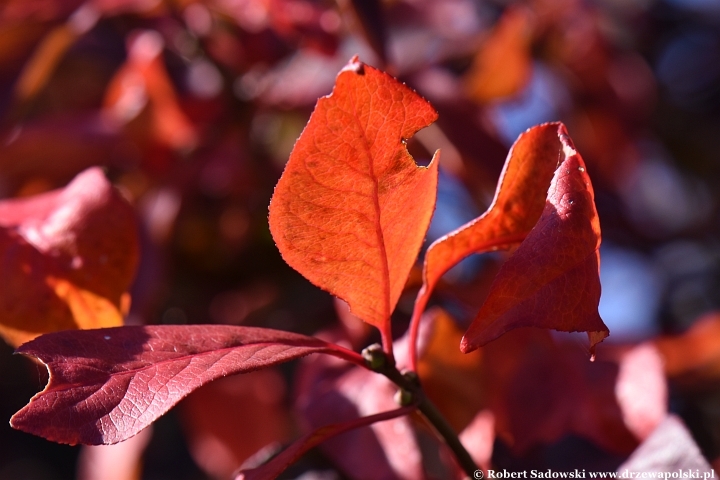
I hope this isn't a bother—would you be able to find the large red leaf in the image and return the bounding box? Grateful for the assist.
[10,325,364,445]
[0,167,139,347]
[269,56,439,351]
[461,125,608,353]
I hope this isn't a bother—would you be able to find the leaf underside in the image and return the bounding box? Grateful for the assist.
[411,122,607,355]
[461,125,608,353]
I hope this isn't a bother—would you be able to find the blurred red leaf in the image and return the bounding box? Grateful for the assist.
[461,125,607,354]
[415,308,484,432]
[0,167,138,347]
[12,23,78,103]
[0,114,125,187]
[458,410,495,472]
[11,325,364,445]
[269,57,438,351]
[76,425,153,480]
[655,312,720,384]
[618,415,714,473]
[235,404,417,480]
[655,312,720,381]
[615,343,667,441]
[483,329,637,455]
[295,348,424,479]
[463,6,533,103]
[103,30,197,151]
[180,371,291,479]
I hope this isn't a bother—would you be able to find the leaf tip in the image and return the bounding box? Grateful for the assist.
[342,55,365,75]
[459,336,476,354]
[556,123,577,157]
[588,329,609,361]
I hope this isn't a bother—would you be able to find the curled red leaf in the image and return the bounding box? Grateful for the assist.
[409,122,599,365]
[461,125,608,353]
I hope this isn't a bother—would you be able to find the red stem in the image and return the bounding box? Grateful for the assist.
[407,285,430,372]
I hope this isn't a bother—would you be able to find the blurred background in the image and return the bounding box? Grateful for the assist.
[1,0,719,478]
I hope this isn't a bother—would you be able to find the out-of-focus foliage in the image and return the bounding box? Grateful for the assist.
[1,0,720,478]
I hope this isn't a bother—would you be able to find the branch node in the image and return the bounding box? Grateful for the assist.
[362,343,386,371]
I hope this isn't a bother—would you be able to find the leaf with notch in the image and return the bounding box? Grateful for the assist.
[11,325,364,445]
[269,57,439,350]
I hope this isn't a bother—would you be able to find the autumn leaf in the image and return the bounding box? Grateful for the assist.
[618,415,714,473]
[235,405,417,480]
[458,410,495,472]
[268,56,439,352]
[0,167,139,347]
[103,30,197,151]
[409,122,606,364]
[464,6,534,103]
[482,329,636,455]
[0,113,125,185]
[461,124,608,354]
[76,425,153,480]
[415,308,484,432]
[654,312,720,383]
[615,343,667,441]
[412,123,560,330]
[179,371,292,479]
[10,325,365,445]
[295,346,424,479]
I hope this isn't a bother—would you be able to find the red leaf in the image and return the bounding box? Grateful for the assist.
[618,415,714,473]
[10,325,364,445]
[461,125,608,353]
[615,344,667,441]
[483,329,637,454]
[409,122,572,364]
[179,371,292,479]
[76,424,153,480]
[458,410,495,472]
[103,30,198,151]
[654,312,720,383]
[235,405,417,480]
[0,167,139,347]
[414,309,484,432]
[463,6,534,103]
[295,350,424,480]
[269,57,438,353]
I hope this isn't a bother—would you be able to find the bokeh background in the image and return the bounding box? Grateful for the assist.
[1,0,720,478]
